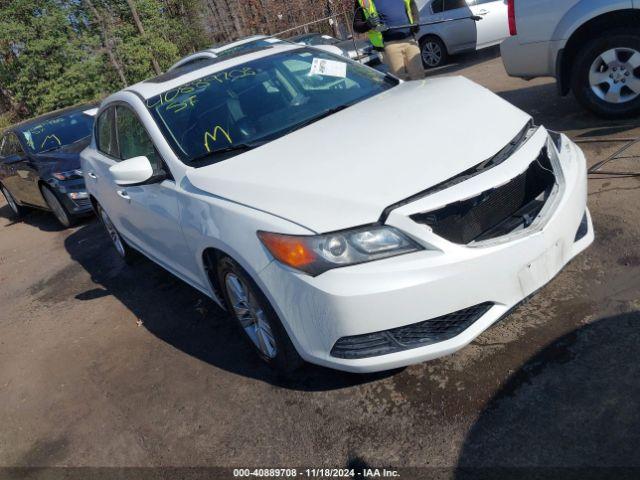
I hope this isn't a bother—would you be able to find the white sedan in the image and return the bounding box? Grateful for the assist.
[81,43,593,373]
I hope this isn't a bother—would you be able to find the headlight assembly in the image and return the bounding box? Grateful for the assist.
[258,226,423,276]
[53,169,83,181]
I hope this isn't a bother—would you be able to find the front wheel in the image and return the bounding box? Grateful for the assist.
[420,36,447,69]
[41,184,74,228]
[572,29,640,118]
[217,256,303,372]
[1,184,26,219]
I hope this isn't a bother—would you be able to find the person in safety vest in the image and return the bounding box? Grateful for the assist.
[353,0,424,81]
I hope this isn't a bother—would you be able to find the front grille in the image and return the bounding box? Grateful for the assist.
[330,303,493,359]
[411,149,556,244]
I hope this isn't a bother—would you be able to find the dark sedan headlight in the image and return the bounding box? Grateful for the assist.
[258,226,423,276]
[53,169,83,181]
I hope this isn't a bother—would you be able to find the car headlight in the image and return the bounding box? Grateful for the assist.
[258,226,422,276]
[53,169,83,181]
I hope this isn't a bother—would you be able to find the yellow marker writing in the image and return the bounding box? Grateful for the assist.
[204,126,232,152]
[41,134,62,149]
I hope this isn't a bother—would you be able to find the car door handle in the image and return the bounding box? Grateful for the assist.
[87,172,98,179]
[478,9,489,15]
[117,189,130,201]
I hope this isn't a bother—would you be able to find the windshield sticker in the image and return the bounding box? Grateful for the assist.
[204,125,232,152]
[23,131,35,150]
[309,58,347,78]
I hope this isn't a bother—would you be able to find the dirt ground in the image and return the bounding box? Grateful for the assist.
[1,48,640,477]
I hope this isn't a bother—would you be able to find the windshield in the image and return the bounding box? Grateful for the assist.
[20,110,94,154]
[146,49,396,164]
[216,38,284,58]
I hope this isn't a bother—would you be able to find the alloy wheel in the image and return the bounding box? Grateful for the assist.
[42,187,69,226]
[1,186,18,215]
[422,41,442,68]
[99,208,126,258]
[224,273,277,359]
[589,47,640,104]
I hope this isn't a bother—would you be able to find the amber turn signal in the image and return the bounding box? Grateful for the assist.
[257,231,317,269]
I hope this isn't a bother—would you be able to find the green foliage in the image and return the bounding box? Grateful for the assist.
[0,113,12,131]
[0,0,108,116]
[0,0,209,121]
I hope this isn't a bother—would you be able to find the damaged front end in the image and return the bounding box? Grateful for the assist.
[411,148,557,244]
[385,123,568,248]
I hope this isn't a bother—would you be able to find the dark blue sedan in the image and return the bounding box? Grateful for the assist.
[0,104,97,227]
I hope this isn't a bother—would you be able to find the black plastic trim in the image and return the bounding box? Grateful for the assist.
[331,303,494,359]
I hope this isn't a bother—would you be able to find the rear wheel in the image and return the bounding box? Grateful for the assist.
[97,203,137,264]
[217,255,303,372]
[420,36,447,69]
[572,29,640,118]
[1,184,26,219]
[41,184,74,228]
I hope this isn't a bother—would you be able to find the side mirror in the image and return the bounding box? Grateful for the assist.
[109,156,154,186]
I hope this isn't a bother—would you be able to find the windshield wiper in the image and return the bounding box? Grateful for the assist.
[284,104,352,135]
[189,141,265,164]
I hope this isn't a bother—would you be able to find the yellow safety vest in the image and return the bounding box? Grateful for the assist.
[357,0,414,48]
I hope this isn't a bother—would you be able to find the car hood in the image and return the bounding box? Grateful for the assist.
[186,76,532,233]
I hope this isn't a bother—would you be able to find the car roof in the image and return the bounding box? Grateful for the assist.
[2,102,99,136]
[124,43,304,100]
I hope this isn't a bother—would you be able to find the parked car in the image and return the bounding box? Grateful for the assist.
[169,34,345,72]
[290,32,381,66]
[82,43,593,373]
[501,0,640,118]
[416,0,510,68]
[169,35,285,71]
[0,105,96,227]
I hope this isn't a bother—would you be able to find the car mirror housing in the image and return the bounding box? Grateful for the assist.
[109,156,154,186]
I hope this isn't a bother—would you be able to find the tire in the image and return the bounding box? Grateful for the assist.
[217,255,303,372]
[1,183,27,219]
[41,184,75,228]
[96,203,138,264]
[420,36,448,69]
[572,29,640,119]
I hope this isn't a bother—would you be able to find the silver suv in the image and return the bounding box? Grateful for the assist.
[501,0,640,118]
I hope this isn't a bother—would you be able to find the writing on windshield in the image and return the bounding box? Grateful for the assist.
[21,111,94,154]
[146,49,396,164]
